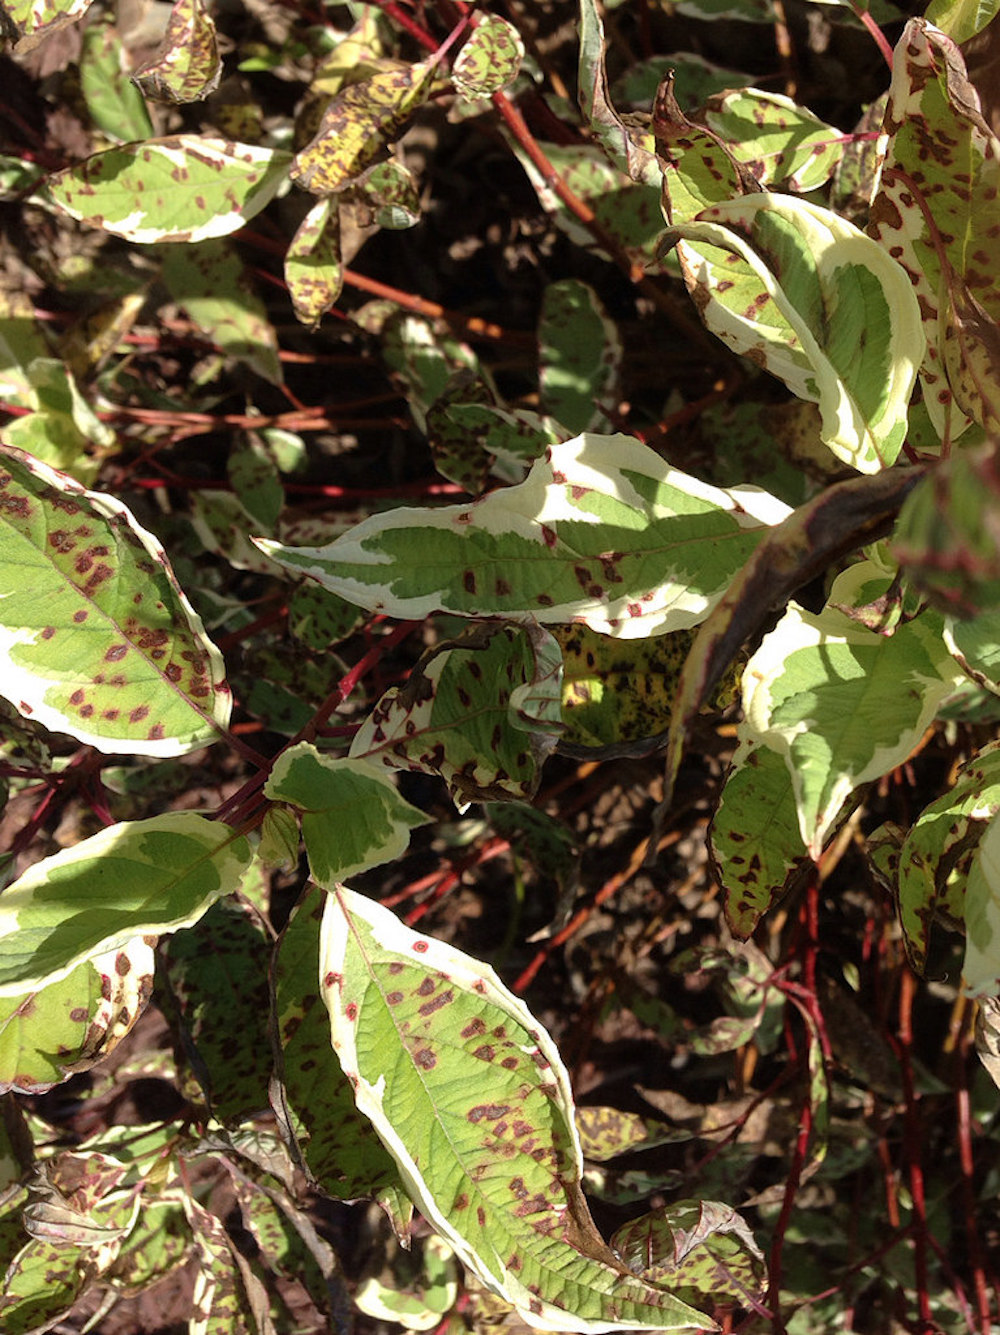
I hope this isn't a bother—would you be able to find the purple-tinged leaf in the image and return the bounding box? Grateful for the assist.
[131,0,222,104]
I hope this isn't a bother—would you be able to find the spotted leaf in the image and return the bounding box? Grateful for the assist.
[291,60,437,194]
[2,0,94,53]
[320,886,714,1331]
[352,622,563,804]
[131,0,222,104]
[539,281,622,435]
[0,938,154,1095]
[0,812,252,995]
[0,444,232,756]
[44,136,292,244]
[667,195,924,473]
[452,16,524,100]
[257,432,789,639]
[285,198,342,328]
[264,744,429,885]
[702,89,844,192]
[868,20,1000,435]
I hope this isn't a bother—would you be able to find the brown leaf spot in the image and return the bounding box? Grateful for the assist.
[473,1044,496,1061]
[414,1047,436,1068]
[468,1103,511,1123]
[419,988,454,1016]
[461,1017,487,1037]
[40,627,55,640]
[412,940,429,953]
[105,644,128,663]
[417,977,435,996]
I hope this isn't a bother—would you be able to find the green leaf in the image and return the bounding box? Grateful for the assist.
[961,812,1000,994]
[320,886,713,1331]
[539,281,622,434]
[868,19,1000,435]
[107,1202,192,1295]
[577,0,661,186]
[2,356,115,484]
[355,1234,458,1331]
[351,623,564,804]
[354,160,421,230]
[946,608,1000,693]
[452,16,524,100]
[609,1201,765,1308]
[896,741,1000,972]
[652,75,760,221]
[0,444,232,756]
[285,199,342,328]
[380,312,480,434]
[2,0,93,52]
[161,240,282,384]
[79,19,154,142]
[742,564,962,854]
[131,0,223,103]
[227,435,284,530]
[163,900,272,1123]
[0,812,252,994]
[273,886,409,1212]
[667,194,924,473]
[257,432,789,638]
[925,0,1000,42]
[291,59,438,194]
[264,744,429,884]
[702,89,843,192]
[575,1108,687,1162]
[0,939,154,1094]
[0,1236,90,1334]
[287,582,363,649]
[45,137,292,243]
[710,740,811,938]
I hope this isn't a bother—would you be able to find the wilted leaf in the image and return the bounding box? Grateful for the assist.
[257,432,789,639]
[320,886,713,1331]
[667,194,925,473]
[652,74,758,221]
[45,136,292,243]
[577,0,661,186]
[0,812,252,994]
[351,622,564,804]
[264,744,429,884]
[131,0,222,103]
[0,444,232,756]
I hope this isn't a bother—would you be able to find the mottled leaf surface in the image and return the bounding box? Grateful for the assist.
[743,565,961,854]
[131,0,222,103]
[3,0,93,52]
[273,886,410,1213]
[258,433,788,639]
[710,739,812,938]
[45,137,292,244]
[452,16,524,99]
[702,89,843,192]
[897,741,1000,971]
[668,195,924,473]
[0,812,252,994]
[285,198,342,328]
[164,901,271,1123]
[161,241,282,384]
[352,623,563,804]
[868,20,1000,434]
[320,886,713,1332]
[0,939,154,1094]
[265,744,429,884]
[0,444,232,756]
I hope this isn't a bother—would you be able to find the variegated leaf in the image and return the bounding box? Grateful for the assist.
[131,0,222,104]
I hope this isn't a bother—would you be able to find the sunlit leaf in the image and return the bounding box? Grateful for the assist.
[45,137,292,244]
[0,444,232,756]
[264,744,429,884]
[285,198,342,328]
[452,16,524,99]
[257,433,789,639]
[0,812,252,994]
[80,19,153,142]
[702,89,844,192]
[320,885,713,1331]
[925,0,1000,41]
[131,0,222,103]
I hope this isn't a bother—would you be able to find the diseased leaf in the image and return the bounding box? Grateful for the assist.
[610,1201,765,1308]
[577,0,661,186]
[868,20,1000,434]
[107,1202,192,1296]
[0,812,252,995]
[285,198,343,328]
[2,0,94,52]
[0,1236,90,1333]
[702,89,844,192]
[896,741,1000,971]
[351,622,564,804]
[257,433,789,639]
[354,160,421,230]
[0,939,154,1094]
[538,281,622,435]
[575,1108,686,1162]
[273,886,410,1218]
[161,240,282,384]
[320,886,714,1331]
[227,435,284,530]
[291,60,437,194]
[45,137,292,244]
[741,564,962,854]
[163,900,272,1124]
[0,443,232,756]
[452,16,524,99]
[264,744,429,884]
[667,195,925,473]
[131,0,223,104]
[710,740,812,938]
[652,74,759,222]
